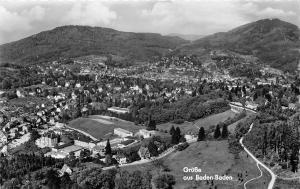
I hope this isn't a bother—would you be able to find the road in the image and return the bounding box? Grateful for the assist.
[103,138,197,171]
[240,123,277,189]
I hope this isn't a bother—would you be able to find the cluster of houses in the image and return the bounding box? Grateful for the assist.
[36,125,157,165]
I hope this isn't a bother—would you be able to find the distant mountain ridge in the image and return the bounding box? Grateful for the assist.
[1,19,300,72]
[179,18,300,72]
[167,33,205,41]
[0,25,188,64]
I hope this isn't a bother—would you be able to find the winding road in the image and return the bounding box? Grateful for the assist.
[240,123,277,189]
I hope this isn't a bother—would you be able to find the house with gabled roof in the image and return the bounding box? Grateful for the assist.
[59,164,72,176]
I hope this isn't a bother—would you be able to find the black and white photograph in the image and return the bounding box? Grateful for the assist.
[0,0,300,188]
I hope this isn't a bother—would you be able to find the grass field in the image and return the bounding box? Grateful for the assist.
[245,165,272,189]
[274,178,300,189]
[68,115,143,140]
[193,110,236,130]
[123,140,271,189]
[157,110,237,135]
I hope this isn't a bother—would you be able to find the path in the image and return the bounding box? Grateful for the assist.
[240,123,277,189]
[243,163,263,189]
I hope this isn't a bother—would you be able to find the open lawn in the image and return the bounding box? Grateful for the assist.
[245,165,272,189]
[193,110,236,130]
[123,140,271,189]
[157,110,237,135]
[68,115,143,140]
[274,178,300,189]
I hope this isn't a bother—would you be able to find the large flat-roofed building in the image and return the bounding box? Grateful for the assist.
[107,107,129,114]
[45,145,84,159]
[114,128,133,138]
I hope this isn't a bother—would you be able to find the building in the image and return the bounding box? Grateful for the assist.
[36,136,58,148]
[98,137,124,147]
[107,107,129,114]
[74,139,97,150]
[92,145,106,156]
[136,129,156,139]
[115,153,128,165]
[288,103,297,110]
[184,134,194,141]
[114,128,133,138]
[0,131,7,144]
[117,139,136,148]
[59,164,72,176]
[45,145,84,159]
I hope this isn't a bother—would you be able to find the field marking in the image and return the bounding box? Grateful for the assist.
[90,118,114,125]
[65,125,98,141]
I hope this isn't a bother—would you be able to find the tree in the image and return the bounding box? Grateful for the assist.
[214,125,221,139]
[60,173,72,189]
[30,129,40,141]
[228,92,233,101]
[175,127,181,142]
[105,139,112,155]
[128,171,143,189]
[171,127,181,144]
[114,170,130,189]
[221,125,229,139]
[80,149,91,162]
[147,115,156,131]
[46,169,60,189]
[198,127,205,141]
[169,126,175,136]
[148,141,158,157]
[153,174,176,189]
[2,78,12,89]
[290,147,299,173]
[141,171,152,189]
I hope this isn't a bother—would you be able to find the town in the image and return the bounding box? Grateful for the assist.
[1,49,300,188]
[1,2,300,187]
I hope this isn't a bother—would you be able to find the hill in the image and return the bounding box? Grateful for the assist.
[167,33,205,41]
[179,18,300,72]
[0,25,188,64]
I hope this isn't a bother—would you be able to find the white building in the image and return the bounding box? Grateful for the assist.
[36,136,58,148]
[114,128,133,138]
[45,145,83,159]
[0,131,7,144]
[136,129,156,138]
[74,139,96,149]
[98,138,124,147]
[107,107,129,114]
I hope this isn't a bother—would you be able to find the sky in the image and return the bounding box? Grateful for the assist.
[0,0,299,44]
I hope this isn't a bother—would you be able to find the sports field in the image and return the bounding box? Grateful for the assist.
[68,115,142,140]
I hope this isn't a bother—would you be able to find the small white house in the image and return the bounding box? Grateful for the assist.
[136,129,156,139]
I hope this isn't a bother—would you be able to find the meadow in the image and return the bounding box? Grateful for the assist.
[123,140,271,189]
[157,110,237,135]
